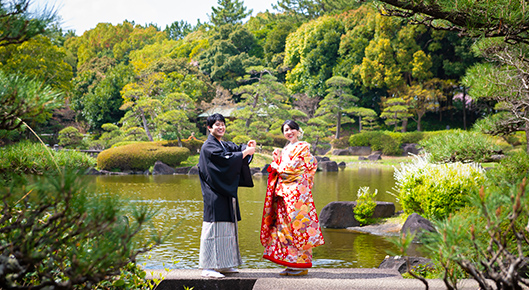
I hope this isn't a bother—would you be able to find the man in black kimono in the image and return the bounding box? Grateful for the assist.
[198,113,256,278]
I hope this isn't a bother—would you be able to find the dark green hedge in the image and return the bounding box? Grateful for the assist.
[97,141,190,171]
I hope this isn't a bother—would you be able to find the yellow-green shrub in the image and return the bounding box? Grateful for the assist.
[97,142,190,171]
[394,154,486,220]
[161,139,204,155]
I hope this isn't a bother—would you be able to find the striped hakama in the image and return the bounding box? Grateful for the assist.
[199,221,242,269]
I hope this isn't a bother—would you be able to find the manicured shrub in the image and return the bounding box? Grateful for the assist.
[97,141,190,171]
[331,136,350,149]
[111,141,141,148]
[353,187,378,226]
[394,154,486,220]
[419,129,503,163]
[161,139,204,155]
[349,131,402,155]
[400,131,425,144]
[271,134,287,147]
[0,141,96,176]
[58,126,84,148]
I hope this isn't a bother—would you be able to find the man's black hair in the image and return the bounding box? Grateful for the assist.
[206,113,225,128]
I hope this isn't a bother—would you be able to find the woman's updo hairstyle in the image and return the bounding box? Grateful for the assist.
[281,120,300,133]
[281,120,304,139]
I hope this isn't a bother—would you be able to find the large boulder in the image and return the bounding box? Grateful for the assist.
[153,161,176,175]
[401,213,436,237]
[367,153,382,161]
[174,166,192,174]
[349,146,372,156]
[371,202,396,218]
[378,256,433,274]
[318,161,339,172]
[332,148,351,156]
[320,201,396,228]
[401,143,420,156]
[188,165,199,175]
[261,164,270,175]
[315,156,330,162]
[320,201,359,228]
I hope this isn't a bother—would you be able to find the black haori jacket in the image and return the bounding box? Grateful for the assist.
[198,134,253,222]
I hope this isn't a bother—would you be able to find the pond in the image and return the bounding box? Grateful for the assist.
[91,165,423,270]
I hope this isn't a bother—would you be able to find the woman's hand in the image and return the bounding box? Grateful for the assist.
[247,140,257,148]
[272,148,281,160]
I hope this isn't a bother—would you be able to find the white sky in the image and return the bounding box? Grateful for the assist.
[31,0,278,35]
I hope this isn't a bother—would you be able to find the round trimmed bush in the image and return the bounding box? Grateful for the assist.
[97,142,190,171]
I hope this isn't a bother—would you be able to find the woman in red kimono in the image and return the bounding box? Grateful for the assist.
[260,120,325,276]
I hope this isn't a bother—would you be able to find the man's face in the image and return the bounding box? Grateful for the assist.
[208,120,225,139]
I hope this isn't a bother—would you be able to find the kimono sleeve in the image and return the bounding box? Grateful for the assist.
[199,141,243,198]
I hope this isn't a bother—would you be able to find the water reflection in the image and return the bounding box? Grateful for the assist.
[91,166,415,269]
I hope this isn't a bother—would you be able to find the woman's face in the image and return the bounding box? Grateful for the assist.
[283,124,299,144]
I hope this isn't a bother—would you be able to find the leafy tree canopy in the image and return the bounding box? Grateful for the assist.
[209,0,252,27]
[0,0,57,47]
[375,0,529,44]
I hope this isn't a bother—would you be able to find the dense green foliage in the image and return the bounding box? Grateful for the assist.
[97,142,190,171]
[0,141,96,176]
[0,172,162,289]
[0,70,62,132]
[417,152,529,289]
[353,186,378,226]
[58,126,84,148]
[349,131,402,155]
[419,129,505,163]
[2,0,489,152]
[394,154,486,220]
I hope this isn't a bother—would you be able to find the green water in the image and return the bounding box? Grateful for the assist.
[92,166,421,269]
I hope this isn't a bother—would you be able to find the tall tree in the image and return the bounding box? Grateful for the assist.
[284,15,344,97]
[231,66,291,140]
[0,0,56,47]
[198,24,262,90]
[376,0,529,148]
[164,20,204,40]
[316,76,358,138]
[155,92,196,145]
[380,97,412,131]
[209,0,252,27]
[273,0,358,20]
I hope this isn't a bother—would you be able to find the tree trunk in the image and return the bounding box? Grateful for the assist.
[139,107,153,141]
[463,87,467,130]
[359,116,362,132]
[246,93,260,128]
[401,118,408,133]
[336,112,341,139]
[526,121,529,154]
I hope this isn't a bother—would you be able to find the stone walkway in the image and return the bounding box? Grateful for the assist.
[146,268,484,290]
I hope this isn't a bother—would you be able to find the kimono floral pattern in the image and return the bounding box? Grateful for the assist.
[260,141,324,268]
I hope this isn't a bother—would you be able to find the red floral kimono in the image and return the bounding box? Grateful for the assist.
[260,141,324,268]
